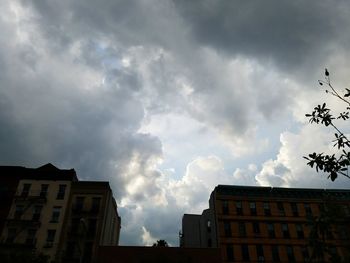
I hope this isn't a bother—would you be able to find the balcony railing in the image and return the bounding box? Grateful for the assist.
[6,219,41,228]
[14,190,47,202]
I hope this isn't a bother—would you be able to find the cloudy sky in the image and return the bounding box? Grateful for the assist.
[1,0,350,246]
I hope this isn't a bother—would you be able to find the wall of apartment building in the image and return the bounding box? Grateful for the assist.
[0,179,71,261]
[181,209,217,248]
[100,190,120,245]
[213,187,350,263]
[182,185,350,263]
[57,181,120,263]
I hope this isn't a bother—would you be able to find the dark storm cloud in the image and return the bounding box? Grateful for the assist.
[174,0,350,74]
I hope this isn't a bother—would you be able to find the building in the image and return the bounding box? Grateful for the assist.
[97,246,221,263]
[0,164,121,263]
[181,185,350,263]
[58,181,121,263]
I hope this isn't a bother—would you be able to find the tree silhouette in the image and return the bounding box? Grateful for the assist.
[152,240,169,247]
[304,69,350,181]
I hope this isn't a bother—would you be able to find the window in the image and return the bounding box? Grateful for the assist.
[238,222,246,237]
[207,238,212,247]
[282,223,290,238]
[45,229,56,247]
[87,219,97,237]
[207,220,211,232]
[222,200,229,215]
[57,184,67,200]
[224,221,232,237]
[342,205,350,216]
[304,203,312,216]
[21,183,31,197]
[241,245,250,261]
[6,228,16,243]
[286,246,295,262]
[267,223,275,238]
[50,207,61,223]
[82,242,93,263]
[253,222,260,235]
[74,197,85,212]
[226,245,234,261]
[291,203,298,216]
[40,184,49,198]
[272,245,280,262]
[65,242,76,258]
[250,202,257,215]
[263,202,271,216]
[277,202,285,216]
[70,218,80,235]
[91,197,101,213]
[14,205,24,219]
[236,201,243,215]
[296,224,304,239]
[26,229,36,245]
[301,246,309,262]
[256,245,264,262]
[32,205,43,221]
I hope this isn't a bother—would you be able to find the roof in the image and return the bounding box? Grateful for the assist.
[0,163,78,181]
[214,184,350,200]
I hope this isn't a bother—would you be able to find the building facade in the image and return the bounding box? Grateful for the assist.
[58,181,121,263]
[0,164,120,263]
[181,185,350,263]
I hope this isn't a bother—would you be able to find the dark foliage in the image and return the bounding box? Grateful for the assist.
[304,69,350,181]
[152,240,169,247]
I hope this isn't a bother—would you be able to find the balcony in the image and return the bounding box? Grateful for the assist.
[14,190,47,203]
[6,219,41,228]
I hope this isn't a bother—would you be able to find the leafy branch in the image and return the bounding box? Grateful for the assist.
[304,69,350,181]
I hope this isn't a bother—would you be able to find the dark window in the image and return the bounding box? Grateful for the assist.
[32,205,43,221]
[21,184,31,197]
[236,201,243,215]
[301,246,309,262]
[40,184,49,198]
[267,223,275,238]
[226,245,234,262]
[26,229,36,245]
[222,200,229,215]
[250,202,257,216]
[207,238,212,247]
[342,205,350,216]
[329,246,339,260]
[207,220,211,232]
[296,224,304,239]
[87,219,97,237]
[57,184,67,200]
[286,246,295,262]
[282,223,290,238]
[263,202,271,216]
[70,218,80,235]
[241,245,250,261]
[74,197,85,212]
[256,245,264,262]
[224,221,232,237]
[14,205,24,219]
[253,222,260,234]
[65,242,76,258]
[238,222,246,237]
[91,197,101,213]
[50,207,61,223]
[46,229,56,247]
[277,202,285,216]
[304,203,312,216]
[272,245,280,262]
[82,242,93,263]
[6,228,16,243]
[291,203,298,216]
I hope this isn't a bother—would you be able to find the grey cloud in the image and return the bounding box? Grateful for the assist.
[174,0,350,76]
